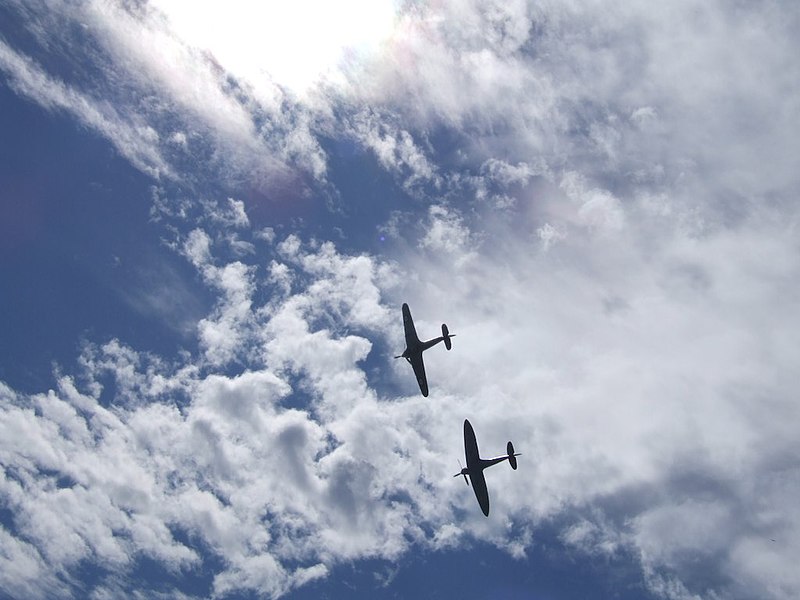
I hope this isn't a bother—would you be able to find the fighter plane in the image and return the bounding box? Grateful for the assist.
[455,419,520,516]
[394,303,455,397]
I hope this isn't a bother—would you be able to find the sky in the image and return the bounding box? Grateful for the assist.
[1,1,799,598]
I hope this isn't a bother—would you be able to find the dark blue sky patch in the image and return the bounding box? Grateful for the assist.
[285,531,657,600]
[361,335,407,400]
[297,134,414,256]
[127,537,224,599]
[273,375,316,414]
[0,506,17,538]
[0,83,209,393]
[0,3,122,96]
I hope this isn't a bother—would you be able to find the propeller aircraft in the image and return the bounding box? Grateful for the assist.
[455,419,520,516]
[394,303,455,397]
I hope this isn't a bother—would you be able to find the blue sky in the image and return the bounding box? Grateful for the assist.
[2,1,799,599]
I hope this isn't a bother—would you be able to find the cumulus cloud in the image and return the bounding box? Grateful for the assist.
[0,234,480,598]
[419,205,478,264]
[5,187,798,598]
[397,189,800,599]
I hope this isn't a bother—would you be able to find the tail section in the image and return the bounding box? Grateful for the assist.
[507,441,520,470]
[442,324,455,350]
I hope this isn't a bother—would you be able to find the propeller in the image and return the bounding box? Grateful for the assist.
[453,459,469,486]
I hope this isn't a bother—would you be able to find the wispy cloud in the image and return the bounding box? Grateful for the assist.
[2,1,331,193]
[0,39,170,178]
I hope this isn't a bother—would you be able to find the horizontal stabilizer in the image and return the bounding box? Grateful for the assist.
[507,441,518,470]
[442,324,453,350]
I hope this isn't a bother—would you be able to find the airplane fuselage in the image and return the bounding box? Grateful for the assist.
[467,455,511,473]
[402,335,447,360]
[461,455,512,487]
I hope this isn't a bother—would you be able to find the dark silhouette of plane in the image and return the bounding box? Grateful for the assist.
[455,419,520,516]
[394,303,455,397]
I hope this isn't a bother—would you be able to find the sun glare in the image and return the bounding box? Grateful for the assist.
[152,0,398,98]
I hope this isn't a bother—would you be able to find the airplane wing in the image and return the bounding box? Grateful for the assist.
[410,353,429,397]
[464,419,490,515]
[402,303,420,346]
[464,419,481,466]
[470,468,490,516]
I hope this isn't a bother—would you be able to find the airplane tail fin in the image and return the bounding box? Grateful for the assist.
[442,324,455,350]
[507,441,520,470]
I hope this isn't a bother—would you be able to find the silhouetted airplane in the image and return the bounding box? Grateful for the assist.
[455,419,520,516]
[395,303,455,397]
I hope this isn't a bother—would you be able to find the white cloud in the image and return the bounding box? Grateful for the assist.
[561,172,626,233]
[182,228,213,268]
[0,236,464,598]
[196,260,257,367]
[351,111,441,194]
[4,194,800,599]
[536,222,565,250]
[399,190,800,598]
[0,529,68,600]
[2,1,332,193]
[419,205,478,262]
[0,40,170,178]
[217,198,250,229]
